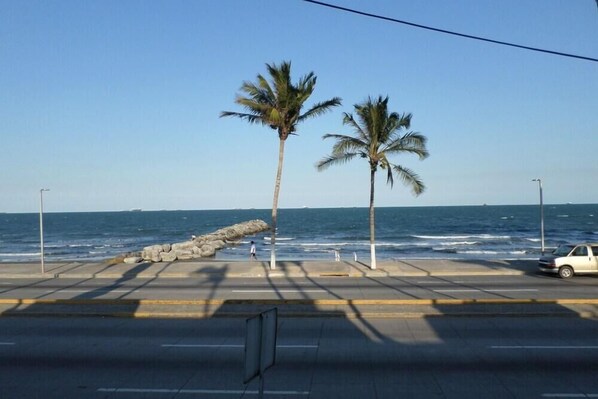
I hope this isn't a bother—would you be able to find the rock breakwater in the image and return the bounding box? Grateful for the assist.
[139,219,270,262]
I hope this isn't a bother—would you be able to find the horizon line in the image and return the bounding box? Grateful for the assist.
[3,202,595,215]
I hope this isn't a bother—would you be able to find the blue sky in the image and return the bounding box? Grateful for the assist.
[1,0,597,213]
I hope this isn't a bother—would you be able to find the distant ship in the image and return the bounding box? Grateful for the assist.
[129,208,142,212]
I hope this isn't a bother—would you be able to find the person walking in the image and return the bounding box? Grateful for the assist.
[250,241,257,261]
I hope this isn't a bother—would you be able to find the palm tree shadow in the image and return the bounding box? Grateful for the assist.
[3,262,161,316]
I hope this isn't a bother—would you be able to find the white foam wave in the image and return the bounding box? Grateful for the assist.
[263,237,294,241]
[525,238,541,242]
[439,241,478,246]
[413,234,510,240]
[457,250,527,255]
[0,252,40,257]
[557,215,569,218]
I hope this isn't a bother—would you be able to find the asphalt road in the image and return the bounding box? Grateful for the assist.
[1,273,597,301]
[1,316,597,398]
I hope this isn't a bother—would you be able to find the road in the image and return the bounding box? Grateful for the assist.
[1,316,597,398]
[1,273,597,301]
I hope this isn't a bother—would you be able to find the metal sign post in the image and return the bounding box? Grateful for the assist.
[244,308,278,398]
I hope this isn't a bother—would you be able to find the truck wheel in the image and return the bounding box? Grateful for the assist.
[558,266,574,279]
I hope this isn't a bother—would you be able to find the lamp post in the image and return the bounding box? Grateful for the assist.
[39,189,50,274]
[532,179,544,255]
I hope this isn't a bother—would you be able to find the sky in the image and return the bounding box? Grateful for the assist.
[1,0,597,213]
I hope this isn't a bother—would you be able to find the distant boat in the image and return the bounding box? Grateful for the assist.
[302,206,309,209]
[129,208,142,212]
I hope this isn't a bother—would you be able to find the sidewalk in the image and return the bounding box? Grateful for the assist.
[0,258,537,279]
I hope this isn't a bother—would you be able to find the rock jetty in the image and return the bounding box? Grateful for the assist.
[139,219,270,263]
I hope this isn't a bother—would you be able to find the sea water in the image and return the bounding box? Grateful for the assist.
[0,204,596,262]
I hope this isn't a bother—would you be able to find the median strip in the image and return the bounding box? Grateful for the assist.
[1,298,597,306]
[97,387,310,395]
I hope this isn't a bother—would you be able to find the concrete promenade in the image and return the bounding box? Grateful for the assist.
[0,258,537,279]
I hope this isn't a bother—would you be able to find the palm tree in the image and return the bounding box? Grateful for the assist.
[317,96,428,269]
[221,61,341,269]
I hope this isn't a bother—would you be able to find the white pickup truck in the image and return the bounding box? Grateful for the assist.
[538,243,598,278]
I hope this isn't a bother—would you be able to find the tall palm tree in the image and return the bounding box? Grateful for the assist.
[221,61,341,269]
[317,96,428,269]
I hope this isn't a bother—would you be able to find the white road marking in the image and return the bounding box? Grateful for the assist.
[98,388,310,395]
[49,289,137,293]
[0,342,15,346]
[163,344,243,348]
[232,289,326,293]
[434,289,538,293]
[492,346,598,350]
[162,344,318,349]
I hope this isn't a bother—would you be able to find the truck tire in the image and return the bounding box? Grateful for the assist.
[558,265,574,279]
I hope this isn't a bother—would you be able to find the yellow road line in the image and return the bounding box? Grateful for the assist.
[1,298,597,305]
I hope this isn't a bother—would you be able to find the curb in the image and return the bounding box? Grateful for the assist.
[2,311,597,319]
[2,298,597,306]
[0,270,529,279]
[1,298,597,319]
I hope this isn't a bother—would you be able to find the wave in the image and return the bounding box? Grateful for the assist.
[0,252,40,257]
[458,250,527,255]
[438,241,478,246]
[263,237,294,241]
[557,215,569,218]
[273,241,438,248]
[413,234,510,240]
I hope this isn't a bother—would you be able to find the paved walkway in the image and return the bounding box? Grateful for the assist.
[0,258,537,279]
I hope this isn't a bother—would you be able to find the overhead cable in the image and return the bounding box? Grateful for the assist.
[304,0,598,63]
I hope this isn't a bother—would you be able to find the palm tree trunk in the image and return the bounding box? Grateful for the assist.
[369,168,377,270]
[270,138,286,270]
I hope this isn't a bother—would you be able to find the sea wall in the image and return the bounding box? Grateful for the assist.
[133,219,270,263]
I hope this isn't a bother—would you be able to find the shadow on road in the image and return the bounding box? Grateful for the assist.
[1,263,597,398]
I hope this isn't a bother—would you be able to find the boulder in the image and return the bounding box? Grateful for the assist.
[210,240,226,250]
[150,252,162,263]
[143,244,164,253]
[172,241,194,251]
[161,251,177,262]
[124,256,143,264]
[200,244,216,257]
[175,250,194,260]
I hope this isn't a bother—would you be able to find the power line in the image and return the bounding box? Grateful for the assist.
[304,0,598,63]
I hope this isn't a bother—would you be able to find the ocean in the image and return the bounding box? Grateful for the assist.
[0,204,596,263]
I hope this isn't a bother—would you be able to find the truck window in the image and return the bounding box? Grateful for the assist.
[553,245,574,256]
[572,246,588,256]
[591,246,598,256]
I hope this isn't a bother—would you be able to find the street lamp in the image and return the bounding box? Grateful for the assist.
[532,179,545,255]
[39,189,50,274]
